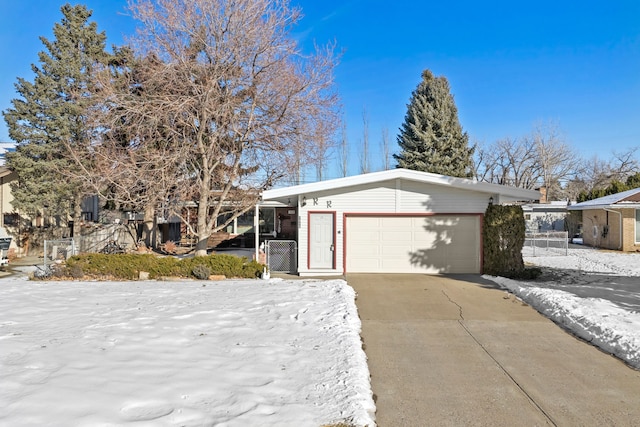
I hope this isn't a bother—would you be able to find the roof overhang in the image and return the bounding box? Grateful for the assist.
[262,168,540,202]
[568,203,640,211]
[0,167,13,179]
[567,187,640,211]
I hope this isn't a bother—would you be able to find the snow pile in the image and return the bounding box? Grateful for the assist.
[524,246,640,276]
[486,246,640,369]
[0,278,375,426]
[489,275,640,368]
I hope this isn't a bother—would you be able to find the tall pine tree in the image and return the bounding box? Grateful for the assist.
[394,69,474,178]
[3,4,109,225]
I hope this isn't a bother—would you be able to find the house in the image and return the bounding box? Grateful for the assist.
[0,166,20,253]
[0,142,15,166]
[522,201,570,233]
[568,188,640,252]
[258,168,539,275]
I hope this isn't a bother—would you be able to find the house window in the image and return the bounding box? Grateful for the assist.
[236,211,255,234]
[636,209,640,244]
[3,213,19,226]
[259,208,275,235]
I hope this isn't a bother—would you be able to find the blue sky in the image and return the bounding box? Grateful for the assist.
[1,0,639,180]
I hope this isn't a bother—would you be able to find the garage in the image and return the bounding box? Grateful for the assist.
[345,215,481,274]
[260,168,539,276]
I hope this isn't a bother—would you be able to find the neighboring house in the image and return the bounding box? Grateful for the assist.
[0,142,15,166]
[568,188,640,252]
[0,166,20,252]
[522,201,570,233]
[0,167,18,228]
[259,168,539,276]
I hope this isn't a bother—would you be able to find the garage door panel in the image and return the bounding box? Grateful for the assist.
[357,245,382,256]
[382,230,413,241]
[381,217,408,228]
[381,246,411,257]
[356,217,382,227]
[412,230,438,243]
[346,215,480,274]
[351,230,380,241]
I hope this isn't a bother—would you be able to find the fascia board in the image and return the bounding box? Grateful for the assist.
[263,169,540,201]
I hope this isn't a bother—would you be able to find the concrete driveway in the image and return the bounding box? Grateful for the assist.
[348,273,640,427]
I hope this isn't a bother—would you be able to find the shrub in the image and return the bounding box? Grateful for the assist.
[192,264,212,280]
[58,252,263,281]
[483,204,526,277]
[180,254,263,279]
[507,267,542,280]
[32,266,53,280]
[69,264,85,279]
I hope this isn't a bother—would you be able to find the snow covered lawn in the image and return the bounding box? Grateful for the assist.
[0,277,375,426]
[487,246,640,369]
[5,245,639,425]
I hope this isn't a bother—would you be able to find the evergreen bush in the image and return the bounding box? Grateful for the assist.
[192,264,212,280]
[60,252,263,281]
[483,205,526,276]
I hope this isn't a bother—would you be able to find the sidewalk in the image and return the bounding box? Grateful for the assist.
[348,273,640,426]
[0,256,43,279]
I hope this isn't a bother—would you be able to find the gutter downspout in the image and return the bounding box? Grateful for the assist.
[603,207,622,250]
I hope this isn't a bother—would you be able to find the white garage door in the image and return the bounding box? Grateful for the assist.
[345,215,481,274]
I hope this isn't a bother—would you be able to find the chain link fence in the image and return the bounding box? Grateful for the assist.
[266,240,297,273]
[523,231,568,257]
[43,238,77,270]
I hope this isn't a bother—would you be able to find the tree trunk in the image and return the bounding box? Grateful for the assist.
[72,197,82,239]
[195,168,211,257]
[195,205,210,256]
[142,205,155,247]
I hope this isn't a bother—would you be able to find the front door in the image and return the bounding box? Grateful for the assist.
[309,213,334,269]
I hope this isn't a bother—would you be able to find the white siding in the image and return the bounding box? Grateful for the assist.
[399,180,491,213]
[295,178,490,275]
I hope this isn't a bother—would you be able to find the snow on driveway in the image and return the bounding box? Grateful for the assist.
[487,246,640,369]
[0,277,375,426]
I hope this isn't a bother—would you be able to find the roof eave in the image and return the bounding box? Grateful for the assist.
[568,203,640,211]
[263,169,540,201]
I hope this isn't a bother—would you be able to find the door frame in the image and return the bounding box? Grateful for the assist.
[307,211,336,269]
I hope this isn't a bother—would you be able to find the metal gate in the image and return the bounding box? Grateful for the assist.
[266,240,297,273]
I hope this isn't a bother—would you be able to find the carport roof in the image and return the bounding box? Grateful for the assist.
[568,187,640,210]
[263,168,540,202]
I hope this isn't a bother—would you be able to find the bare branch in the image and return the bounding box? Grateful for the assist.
[66,0,339,254]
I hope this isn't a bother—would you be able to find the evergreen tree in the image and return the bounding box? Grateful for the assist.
[394,69,474,177]
[3,4,109,223]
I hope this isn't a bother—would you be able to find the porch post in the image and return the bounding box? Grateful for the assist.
[254,203,260,262]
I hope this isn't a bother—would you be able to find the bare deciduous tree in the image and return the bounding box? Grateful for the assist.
[310,121,336,182]
[478,136,539,188]
[529,122,577,199]
[610,147,640,181]
[72,0,339,255]
[360,107,370,174]
[566,146,639,200]
[338,122,348,177]
[380,126,390,170]
[474,122,578,200]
